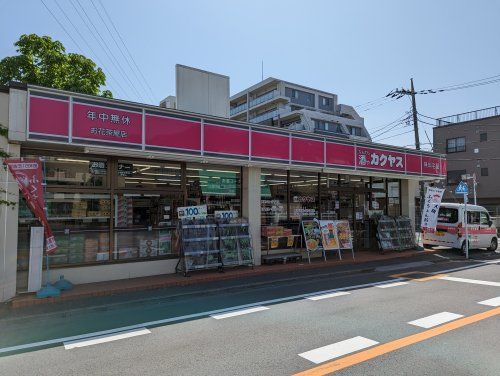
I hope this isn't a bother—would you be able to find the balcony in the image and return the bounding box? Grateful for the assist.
[249,108,280,124]
[436,105,500,126]
[249,90,278,108]
[230,102,247,116]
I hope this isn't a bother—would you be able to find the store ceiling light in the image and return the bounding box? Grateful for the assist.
[56,158,90,163]
[133,164,161,168]
[142,172,179,177]
[125,177,155,181]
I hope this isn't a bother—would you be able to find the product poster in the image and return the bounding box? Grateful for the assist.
[318,220,339,250]
[334,220,353,249]
[301,220,321,251]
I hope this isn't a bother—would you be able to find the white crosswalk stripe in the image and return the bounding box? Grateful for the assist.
[299,336,379,364]
[408,312,463,329]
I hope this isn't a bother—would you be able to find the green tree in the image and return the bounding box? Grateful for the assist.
[0,34,112,97]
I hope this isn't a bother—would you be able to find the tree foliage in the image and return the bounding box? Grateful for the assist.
[0,34,112,97]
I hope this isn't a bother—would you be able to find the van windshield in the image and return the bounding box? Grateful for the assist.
[437,207,458,224]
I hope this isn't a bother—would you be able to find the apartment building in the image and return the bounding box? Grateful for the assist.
[433,106,500,214]
[230,78,371,141]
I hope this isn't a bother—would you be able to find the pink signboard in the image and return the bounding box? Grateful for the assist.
[204,124,249,156]
[422,155,442,176]
[292,137,324,164]
[29,96,69,137]
[326,142,355,167]
[251,131,289,160]
[27,92,447,178]
[72,102,142,145]
[356,146,405,172]
[146,114,201,151]
[405,153,422,175]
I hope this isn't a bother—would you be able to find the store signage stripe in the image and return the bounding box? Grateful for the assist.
[63,328,151,350]
[375,281,409,288]
[298,336,379,364]
[439,276,500,287]
[408,312,463,329]
[478,297,500,307]
[306,291,351,301]
[210,306,270,319]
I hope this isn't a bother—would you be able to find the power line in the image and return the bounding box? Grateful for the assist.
[88,0,154,103]
[373,129,414,142]
[51,0,128,98]
[97,0,157,102]
[71,0,144,101]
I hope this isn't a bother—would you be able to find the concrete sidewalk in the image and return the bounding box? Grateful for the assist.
[6,249,448,309]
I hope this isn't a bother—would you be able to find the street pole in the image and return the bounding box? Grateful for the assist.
[410,78,421,151]
[464,193,469,259]
[473,175,477,205]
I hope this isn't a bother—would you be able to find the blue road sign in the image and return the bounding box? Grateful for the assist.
[455,181,469,194]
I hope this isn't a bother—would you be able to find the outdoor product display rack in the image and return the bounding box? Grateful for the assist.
[176,219,222,277]
[395,216,416,250]
[376,216,401,252]
[218,219,254,268]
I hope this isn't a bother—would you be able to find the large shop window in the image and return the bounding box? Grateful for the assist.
[23,155,108,187]
[289,171,319,221]
[261,169,288,226]
[117,161,182,189]
[113,194,181,260]
[186,163,241,215]
[18,192,111,268]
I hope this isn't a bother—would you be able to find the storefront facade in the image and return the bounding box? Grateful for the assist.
[0,84,446,301]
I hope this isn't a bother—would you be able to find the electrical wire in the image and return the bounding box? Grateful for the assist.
[89,0,155,103]
[51,0,128,98]
[97,0,157,102]
[71,0,144,101]
[373,129,414,142]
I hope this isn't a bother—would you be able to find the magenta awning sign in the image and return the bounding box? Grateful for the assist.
[26,88,446,178]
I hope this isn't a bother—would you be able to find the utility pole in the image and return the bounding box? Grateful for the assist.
[410,78,421,150]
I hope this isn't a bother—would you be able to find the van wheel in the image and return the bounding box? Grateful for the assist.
[422,243,432,249]
[487,238,498,252]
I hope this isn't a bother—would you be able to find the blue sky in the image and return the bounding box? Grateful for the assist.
[2,0,500,149]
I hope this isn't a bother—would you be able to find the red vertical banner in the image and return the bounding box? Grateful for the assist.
[4,159,58,254]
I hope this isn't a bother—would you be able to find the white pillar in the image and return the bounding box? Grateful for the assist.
[242,167,261,265]
[0,143,20,302]
[401,179,419,232]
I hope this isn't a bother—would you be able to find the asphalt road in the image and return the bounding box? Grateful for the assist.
[0,254,499,376]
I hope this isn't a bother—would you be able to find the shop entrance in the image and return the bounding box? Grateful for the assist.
[320,184,386,252]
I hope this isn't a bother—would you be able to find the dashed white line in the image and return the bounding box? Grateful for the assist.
[307,291,351,301]
[408,312,463,329]
[375,281,409,289]
[210,306,269,319]
[439,276,500,287]
[299,336,379,364]
[478,297,500,307]
[63,328,150,350]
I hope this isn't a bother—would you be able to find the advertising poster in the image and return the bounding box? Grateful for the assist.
[334,220,353,249]
[318,220,339,250]
[421,187,445,232]
[301,220,321,252]
[177,205,208,219]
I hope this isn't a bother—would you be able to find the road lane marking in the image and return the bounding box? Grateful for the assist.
[375,261,433,272]
[408,312,463,329]
[439,276,500,287]
[293,307,500,376]
[0,279,407,355]
[375,281,409,288]
[390,271,447,282]
[298,337,379,364]
[210,306,269,319]
[63,328,150,350]
[478,297,500,307]
[307,292,351,301]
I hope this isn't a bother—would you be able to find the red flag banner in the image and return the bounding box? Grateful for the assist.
[4,159,58,254]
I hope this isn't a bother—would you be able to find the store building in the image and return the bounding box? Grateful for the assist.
[0,83,446,302]
[434,106,500,214]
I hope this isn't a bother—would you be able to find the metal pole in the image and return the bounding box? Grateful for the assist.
[410,78,421,150]
[473,176,477,205]
[464,193,469,259]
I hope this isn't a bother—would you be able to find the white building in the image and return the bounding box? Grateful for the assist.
[230,78,370,141]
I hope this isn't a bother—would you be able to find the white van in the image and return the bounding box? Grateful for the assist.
[423,202,498,252]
